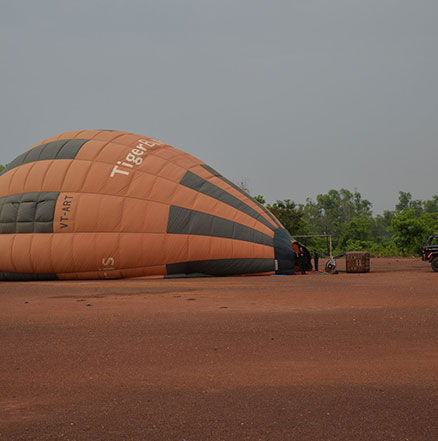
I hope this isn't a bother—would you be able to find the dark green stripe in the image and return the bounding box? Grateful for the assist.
[0,139,89,176]
[0,272,59,281]
[166,258,275,277]
[167,206,273,247]
[200,164,282,228]
[180,171,276,231]
[0,192,59,234]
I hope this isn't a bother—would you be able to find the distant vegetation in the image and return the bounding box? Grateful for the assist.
[0,164,4,173]
[254,190,438,257]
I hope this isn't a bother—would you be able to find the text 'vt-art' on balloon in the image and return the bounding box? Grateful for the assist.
[0,130,296,280]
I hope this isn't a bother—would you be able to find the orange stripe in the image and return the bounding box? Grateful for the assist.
[0,232,274,277]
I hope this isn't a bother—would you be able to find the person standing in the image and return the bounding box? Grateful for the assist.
[298,247,306,275]
[314,250,319,272]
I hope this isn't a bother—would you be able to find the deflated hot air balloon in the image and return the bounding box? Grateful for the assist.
[0,130,296,280]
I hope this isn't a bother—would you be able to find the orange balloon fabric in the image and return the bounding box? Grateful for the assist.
[0,130,296,280]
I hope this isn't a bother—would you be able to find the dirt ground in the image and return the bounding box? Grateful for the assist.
[0,258,437,441]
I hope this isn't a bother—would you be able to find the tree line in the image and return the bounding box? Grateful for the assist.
[254,190,438,257]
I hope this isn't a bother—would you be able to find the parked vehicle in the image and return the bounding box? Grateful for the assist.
[421,235,438,272]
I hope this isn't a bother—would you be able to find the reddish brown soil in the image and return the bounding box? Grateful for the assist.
[0,258,437,441]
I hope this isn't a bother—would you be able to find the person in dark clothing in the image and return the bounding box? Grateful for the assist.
[298,247,306,274]
[314,250,319,272]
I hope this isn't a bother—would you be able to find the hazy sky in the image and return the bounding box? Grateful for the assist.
[1,0,437,213]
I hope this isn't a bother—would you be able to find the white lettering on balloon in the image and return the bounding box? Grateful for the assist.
[100,256,116,279]
[110,138,162,178]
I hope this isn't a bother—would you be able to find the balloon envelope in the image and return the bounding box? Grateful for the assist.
[0,130,295,280]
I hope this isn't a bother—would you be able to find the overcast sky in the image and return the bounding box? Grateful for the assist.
[1,0,437,213]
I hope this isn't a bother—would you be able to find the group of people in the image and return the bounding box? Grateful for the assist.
[297,247,319,275]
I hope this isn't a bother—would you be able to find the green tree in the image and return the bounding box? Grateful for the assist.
[389,210,438,255]
[395,191,423,216]
[372,210,394,242]
[266,199,309,235]
[303,189,372,248]
[253,195,266,205]
[337,216,373,250]
[424,196,438,214]
[0,164,5,173]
